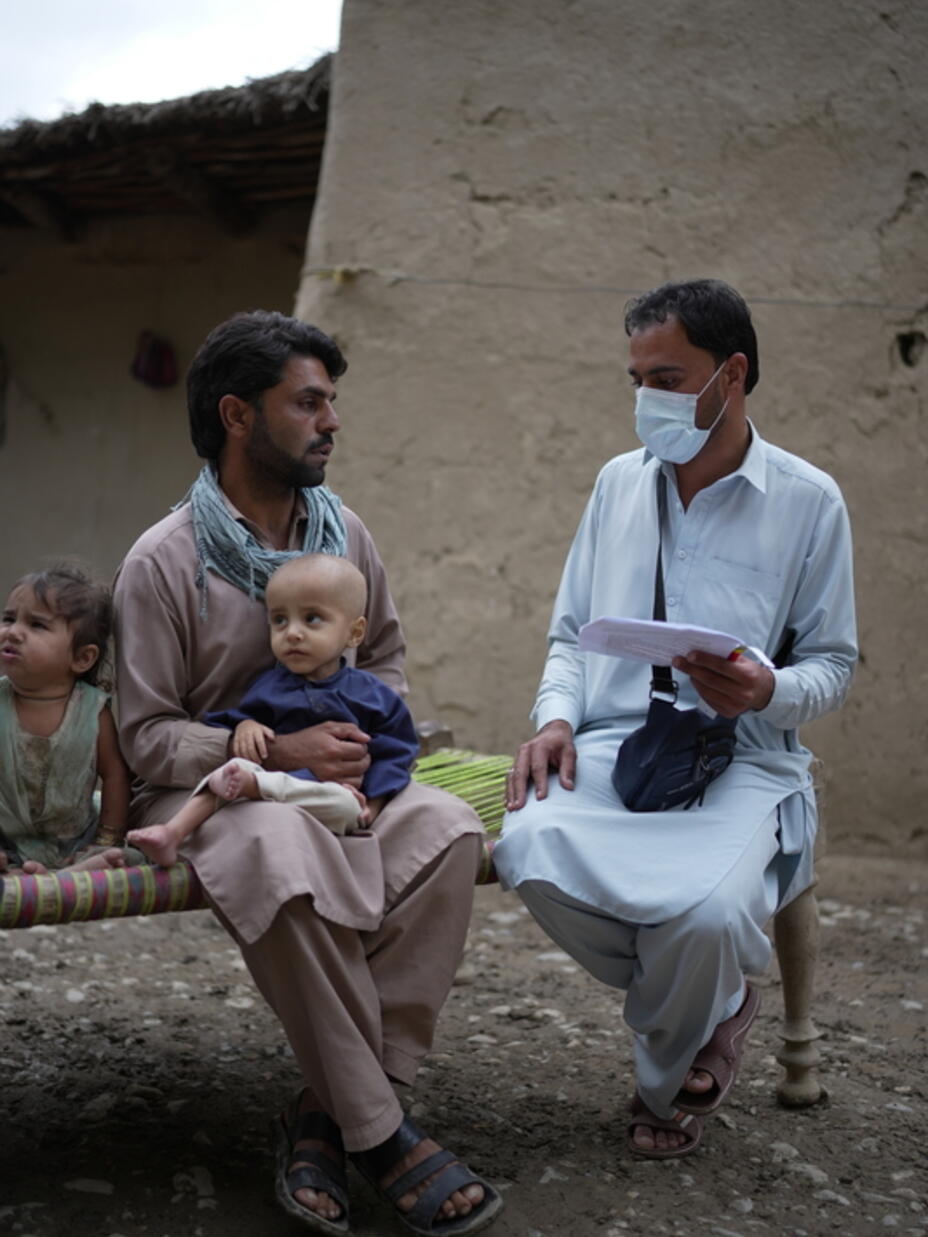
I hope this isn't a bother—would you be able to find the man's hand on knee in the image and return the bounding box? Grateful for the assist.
[506,719,576,811]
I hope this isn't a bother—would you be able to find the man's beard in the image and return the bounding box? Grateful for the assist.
[249,416,331,490]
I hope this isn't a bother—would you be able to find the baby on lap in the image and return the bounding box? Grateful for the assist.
[128,554,419,865]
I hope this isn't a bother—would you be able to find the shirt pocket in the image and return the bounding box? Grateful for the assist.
[703,556,782,600]
[698,556,783,642]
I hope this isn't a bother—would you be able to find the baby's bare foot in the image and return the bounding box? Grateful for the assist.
[342,784,367,809]
[126,825,180,867]
[208,759,259,802]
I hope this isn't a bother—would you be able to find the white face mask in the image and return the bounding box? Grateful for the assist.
[634,361,729,463]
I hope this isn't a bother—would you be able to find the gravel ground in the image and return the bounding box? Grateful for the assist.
[1,853,925,1237]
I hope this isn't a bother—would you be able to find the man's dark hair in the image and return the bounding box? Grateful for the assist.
[186,310,348,460]
[624,279,759,394]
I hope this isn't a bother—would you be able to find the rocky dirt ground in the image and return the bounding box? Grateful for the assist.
[1,853,925,1237]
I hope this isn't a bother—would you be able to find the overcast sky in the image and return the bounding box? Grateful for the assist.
[0,0,343,129]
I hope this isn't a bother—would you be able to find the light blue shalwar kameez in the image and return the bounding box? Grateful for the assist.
[494,428,857,1118]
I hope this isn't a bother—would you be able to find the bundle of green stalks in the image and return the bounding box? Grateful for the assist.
[412,748,511,836]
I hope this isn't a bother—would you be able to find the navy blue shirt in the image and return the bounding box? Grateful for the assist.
[203,661,417,801]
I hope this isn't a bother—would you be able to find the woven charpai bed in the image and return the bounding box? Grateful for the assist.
[0,747,510,930]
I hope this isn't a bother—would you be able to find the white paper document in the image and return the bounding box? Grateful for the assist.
[579,617,773,667]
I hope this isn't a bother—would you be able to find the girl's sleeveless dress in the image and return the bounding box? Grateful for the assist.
[0,677,105,867]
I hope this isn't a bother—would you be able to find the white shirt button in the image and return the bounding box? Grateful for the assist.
[678,550,687,560]
[667,597,678,606]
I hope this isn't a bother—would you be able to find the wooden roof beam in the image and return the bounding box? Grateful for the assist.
[145,145,255,235]
[0,184,82,241]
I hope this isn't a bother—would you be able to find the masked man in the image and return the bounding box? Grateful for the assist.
[496,279,856,1158]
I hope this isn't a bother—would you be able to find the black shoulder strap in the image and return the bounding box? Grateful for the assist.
[651,470,677,699]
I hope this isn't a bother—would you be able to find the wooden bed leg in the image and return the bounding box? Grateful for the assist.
[773,883,825,1106]
[416,720,455,756]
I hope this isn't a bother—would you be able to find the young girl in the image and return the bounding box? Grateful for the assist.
[0,563,131,874]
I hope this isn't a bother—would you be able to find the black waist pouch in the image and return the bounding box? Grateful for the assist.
[612,697,737,812]
[613,468,740,812]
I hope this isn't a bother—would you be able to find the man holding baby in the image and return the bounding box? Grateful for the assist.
[114,310,503,1236]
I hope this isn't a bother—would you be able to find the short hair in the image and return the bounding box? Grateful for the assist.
[186,310,348,460]
[624,279,760,394]
[15,562,113,686]
[267,554,367,617]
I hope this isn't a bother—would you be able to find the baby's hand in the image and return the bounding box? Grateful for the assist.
[21,859,50,875]
[232,720,276,763]
[67,847,127,872]
[0,851,30,875]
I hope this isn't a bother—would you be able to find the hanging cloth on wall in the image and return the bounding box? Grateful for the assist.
[130,331,178,388]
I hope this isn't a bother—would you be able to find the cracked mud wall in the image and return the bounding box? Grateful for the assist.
[295,0,928,855]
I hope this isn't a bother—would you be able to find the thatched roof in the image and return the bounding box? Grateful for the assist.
[0,56,331,240]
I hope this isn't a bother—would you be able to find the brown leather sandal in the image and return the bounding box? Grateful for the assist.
[674,982,761,1115]
[628,1093,703,1159]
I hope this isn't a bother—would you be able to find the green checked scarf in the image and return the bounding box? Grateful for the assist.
[181,464,348,618]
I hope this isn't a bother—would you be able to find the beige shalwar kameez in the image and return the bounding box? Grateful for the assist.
[114,498,483,1150]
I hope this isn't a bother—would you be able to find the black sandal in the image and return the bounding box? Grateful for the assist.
[273,1101,349,1234]
[350,1115,503,1235]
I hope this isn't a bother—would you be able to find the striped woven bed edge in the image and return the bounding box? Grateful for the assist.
[0,748,510,930]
